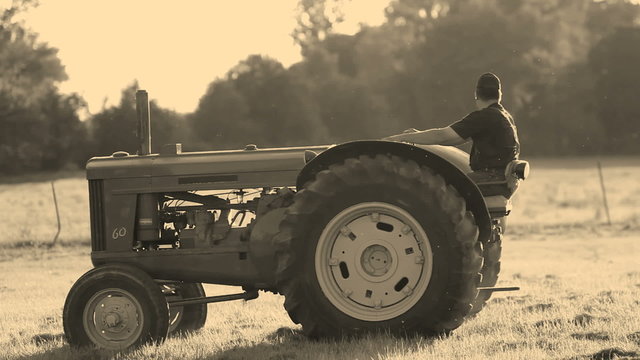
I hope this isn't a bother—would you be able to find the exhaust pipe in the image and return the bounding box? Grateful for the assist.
[136,90,151,155]
[134,90,159,244]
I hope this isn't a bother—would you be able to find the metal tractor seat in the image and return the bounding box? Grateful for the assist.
[475,160,530,217]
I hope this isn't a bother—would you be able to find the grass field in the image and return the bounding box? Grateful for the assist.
[1,157,639,359]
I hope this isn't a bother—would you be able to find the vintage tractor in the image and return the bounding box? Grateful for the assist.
[63,90,529,350]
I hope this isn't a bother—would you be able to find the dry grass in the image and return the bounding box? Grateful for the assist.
[1,157,639,359]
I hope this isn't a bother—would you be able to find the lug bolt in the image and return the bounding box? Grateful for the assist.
[374,300,382,309]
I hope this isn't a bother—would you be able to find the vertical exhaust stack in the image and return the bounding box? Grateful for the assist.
[136,90,152,155]
[134,90,159,244]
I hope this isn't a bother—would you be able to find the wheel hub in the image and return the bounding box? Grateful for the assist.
[83,289,144,349]
[315,202,434,321]
[104,313,120,327]
[95,296,135,335]
[361,245,392,276]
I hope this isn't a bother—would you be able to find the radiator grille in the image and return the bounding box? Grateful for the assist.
[88,180,106,251]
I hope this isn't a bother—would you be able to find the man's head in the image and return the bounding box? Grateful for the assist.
[475,72,502,108]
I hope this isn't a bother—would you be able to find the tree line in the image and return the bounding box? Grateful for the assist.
[2,0,639,175]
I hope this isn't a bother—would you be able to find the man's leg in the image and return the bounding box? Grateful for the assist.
[467,169,505,183]
[468,169,511,197]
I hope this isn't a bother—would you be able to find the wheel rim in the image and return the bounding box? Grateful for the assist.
[315,202,433,321]
[82,288,144,349]
[162,284,184,333]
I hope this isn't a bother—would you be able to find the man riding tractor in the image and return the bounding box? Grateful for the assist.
[385,72,520,185]
[385,72,525,314]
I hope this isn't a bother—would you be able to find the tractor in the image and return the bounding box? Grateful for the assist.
[63,90,529,350]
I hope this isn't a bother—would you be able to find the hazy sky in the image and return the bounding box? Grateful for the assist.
[14,0,389,116]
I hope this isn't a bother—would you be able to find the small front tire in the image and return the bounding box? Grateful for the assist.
[161,282,208,335]
[63,264,170,350]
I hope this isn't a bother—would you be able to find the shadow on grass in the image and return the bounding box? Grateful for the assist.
[205,327,439,360]
[0,241,90,262]
[4,239,90,250]
[15,328,441,360]
[0,169,84,185]
[15,345,105,360]
[17,334,135,360]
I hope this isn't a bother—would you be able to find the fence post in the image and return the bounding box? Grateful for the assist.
[597,161,611,226]
[51,181,61,245]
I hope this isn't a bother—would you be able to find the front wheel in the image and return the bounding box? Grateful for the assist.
[63,264,170,350]
[275,155,483,337]
[160,282,208,335]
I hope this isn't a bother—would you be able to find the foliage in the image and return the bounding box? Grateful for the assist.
[293,0,348,54]
[191,0,640,156]
[88,82,188,156]
[588,26,640,153]
[190,55,328,150]
[4,0,640,175]
[0,0,86,174]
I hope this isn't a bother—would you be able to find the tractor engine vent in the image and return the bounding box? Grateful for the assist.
[88,180,106,251]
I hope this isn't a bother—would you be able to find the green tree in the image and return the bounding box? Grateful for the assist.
[190,80,252,149]
[588,26,640,153]
[293,0,348,50]
[88,83,188,156]
[192,55,328,150]
[0,1,86,173]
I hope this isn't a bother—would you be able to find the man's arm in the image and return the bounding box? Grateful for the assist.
[384,126,467,146]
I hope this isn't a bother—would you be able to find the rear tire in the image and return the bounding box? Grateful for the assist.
[469,218,504,316]
[275,154,483,337]
[63,264,169,350]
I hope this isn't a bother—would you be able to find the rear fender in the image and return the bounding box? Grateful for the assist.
[297,140,491,243]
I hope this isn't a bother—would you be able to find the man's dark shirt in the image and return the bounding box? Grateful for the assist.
[450,102,520,171]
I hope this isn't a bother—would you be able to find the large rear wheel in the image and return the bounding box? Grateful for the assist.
[469,218,504,316]
[275,154,483,337]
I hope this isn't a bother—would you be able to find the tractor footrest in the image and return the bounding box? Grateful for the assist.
[484,195,512,217]
[477,286,520,292]
[168,290,259,307]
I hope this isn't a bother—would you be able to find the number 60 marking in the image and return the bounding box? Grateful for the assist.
[112,227,127,239]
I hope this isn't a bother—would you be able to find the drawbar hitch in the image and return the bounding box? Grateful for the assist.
[478,286,520,292]
[168,290,259,307]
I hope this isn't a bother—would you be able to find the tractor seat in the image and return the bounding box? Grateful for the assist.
[474,160,530,199]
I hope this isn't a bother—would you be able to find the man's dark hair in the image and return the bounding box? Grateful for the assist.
[475,72,501,101]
